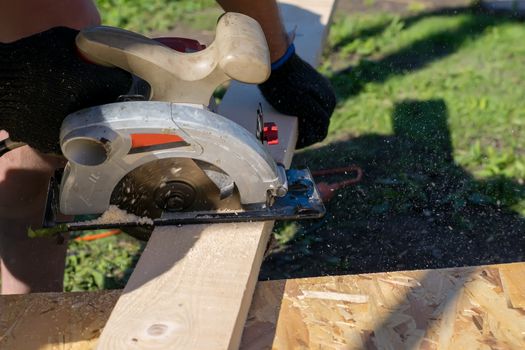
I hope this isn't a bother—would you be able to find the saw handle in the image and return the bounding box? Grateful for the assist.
[76,12,271,105]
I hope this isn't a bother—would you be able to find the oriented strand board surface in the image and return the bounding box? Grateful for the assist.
[2,263,525,349]
[241,262,525,350]
[219,0,338,167]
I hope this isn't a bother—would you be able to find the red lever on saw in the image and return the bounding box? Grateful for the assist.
[263,122,279,145]
[312,165,363,203]
[153,37,206,53]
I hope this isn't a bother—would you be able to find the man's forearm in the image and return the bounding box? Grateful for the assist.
[216,0,289,62]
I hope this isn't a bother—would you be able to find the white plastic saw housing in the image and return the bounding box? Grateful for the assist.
[59,102,287,215]
[59,12,286,215]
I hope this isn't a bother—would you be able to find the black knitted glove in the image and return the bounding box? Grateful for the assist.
[258,45,336,149]
[0,27,132,154]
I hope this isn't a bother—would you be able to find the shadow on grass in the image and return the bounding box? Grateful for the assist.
[261,99,525,279]
[330,5,523,101]
[332,5,474,52]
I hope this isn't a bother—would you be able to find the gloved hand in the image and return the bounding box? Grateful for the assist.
[258,44,336,149]
[0,27,132,154]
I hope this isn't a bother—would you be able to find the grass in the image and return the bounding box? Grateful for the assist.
[95,0,218,32]
[323,7,525,213]
[66,4,525,289]
[65,234,143,291]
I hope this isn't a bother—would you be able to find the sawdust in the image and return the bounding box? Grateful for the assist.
[216,208,243,214]
[82,205,154,226]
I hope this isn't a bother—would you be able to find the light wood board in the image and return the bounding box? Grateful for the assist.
[0,290,120,350]
[95,223,273,349]
[3,262,525,349]
[95,1,337,349]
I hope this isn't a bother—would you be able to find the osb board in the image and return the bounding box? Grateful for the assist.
[1,262,525,349]
[241,262,525,350]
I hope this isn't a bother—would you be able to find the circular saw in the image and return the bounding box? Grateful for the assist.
[34,13,325,239]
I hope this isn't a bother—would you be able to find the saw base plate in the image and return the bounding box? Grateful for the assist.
[40,168,324,235]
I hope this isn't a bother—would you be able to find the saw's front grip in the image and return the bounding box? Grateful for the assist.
[76,12,271,105]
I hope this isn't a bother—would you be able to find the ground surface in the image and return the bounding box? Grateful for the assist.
[64,0,525,291]
[262,0,525,279]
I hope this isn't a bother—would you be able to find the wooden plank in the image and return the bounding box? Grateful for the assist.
[219,0,338,166]
[0,290,120,350]
[95,223,273,349]
[3,262,525,349]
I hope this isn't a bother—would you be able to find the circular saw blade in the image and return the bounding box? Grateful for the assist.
[110,158,240,240]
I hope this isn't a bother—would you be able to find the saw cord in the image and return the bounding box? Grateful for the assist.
[74,229,121,242]
[312,165,363,203]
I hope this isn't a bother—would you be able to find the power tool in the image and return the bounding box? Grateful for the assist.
[1,13,325,238]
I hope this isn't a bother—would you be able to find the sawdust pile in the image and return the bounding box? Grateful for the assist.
[82,205,154,226]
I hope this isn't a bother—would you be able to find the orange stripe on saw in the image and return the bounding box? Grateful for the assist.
[131,134,185,148]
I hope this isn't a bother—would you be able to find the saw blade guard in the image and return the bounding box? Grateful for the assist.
[59,101,287,215]
[75,12,270,105]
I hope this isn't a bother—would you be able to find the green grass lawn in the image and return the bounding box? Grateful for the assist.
[95,0,217,33]
[324,7,525,213]
[65,4,525,290]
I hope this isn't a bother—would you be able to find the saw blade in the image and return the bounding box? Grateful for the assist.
[110,158,241,239]
[37,168,325,237]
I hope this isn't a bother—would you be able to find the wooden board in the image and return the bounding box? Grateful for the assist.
[3,262,525,349]
[95,1,337,349]
[95,223,273,349]
[0,290,120,350]
[219,0,338,166]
